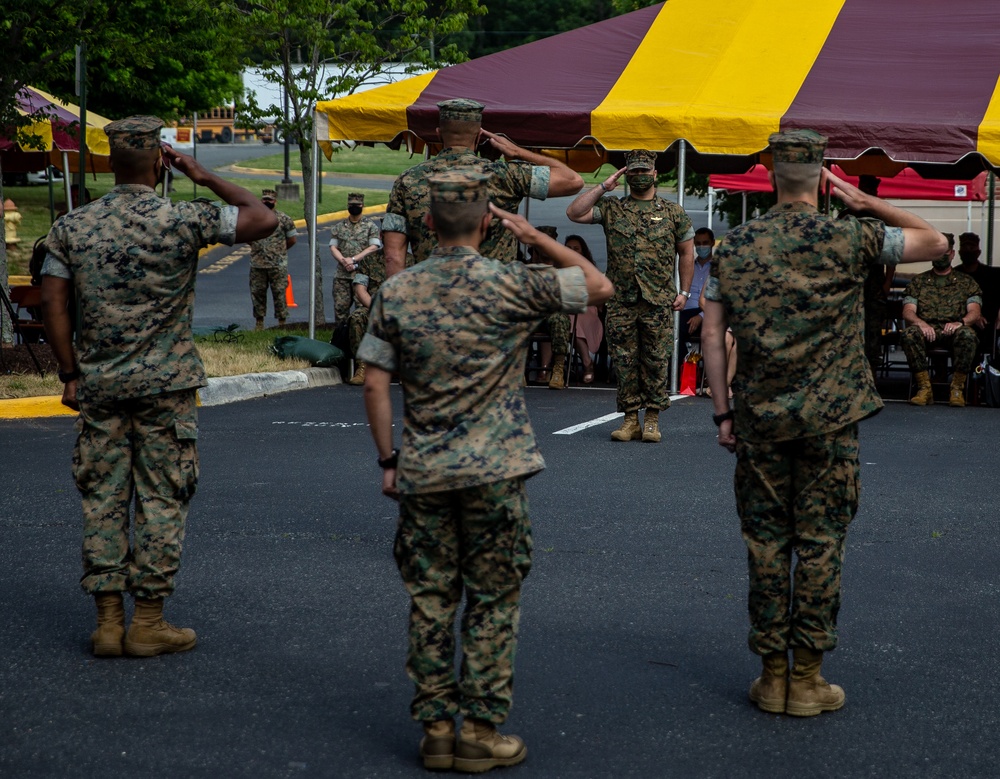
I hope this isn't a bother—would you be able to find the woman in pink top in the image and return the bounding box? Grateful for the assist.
[565,235,605,383]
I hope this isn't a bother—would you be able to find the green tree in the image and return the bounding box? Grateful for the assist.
[467,0,616,57]
[227,0,485,326]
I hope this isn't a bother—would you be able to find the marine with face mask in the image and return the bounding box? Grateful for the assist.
[329,192,382,324]
[901,232,983,406]
[566,149,695,442]
[249,188,298,330]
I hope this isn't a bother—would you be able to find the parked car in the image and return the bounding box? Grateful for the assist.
[2,166,64,187]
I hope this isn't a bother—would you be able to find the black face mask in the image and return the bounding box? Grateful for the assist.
[348,205,363,216]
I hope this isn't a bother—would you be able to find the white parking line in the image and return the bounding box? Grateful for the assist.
[552,395,690,435]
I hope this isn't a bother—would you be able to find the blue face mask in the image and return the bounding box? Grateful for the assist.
[695,245,712,260]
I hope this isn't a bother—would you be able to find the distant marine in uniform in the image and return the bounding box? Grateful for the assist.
[249,188,297,330]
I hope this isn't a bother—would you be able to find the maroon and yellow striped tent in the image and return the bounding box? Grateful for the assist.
[315,0,1000,173]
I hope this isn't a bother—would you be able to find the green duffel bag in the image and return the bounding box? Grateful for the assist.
[271,335,344,368]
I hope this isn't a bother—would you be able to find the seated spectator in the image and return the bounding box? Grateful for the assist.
[528,226,573,389]
[679,227,715,339]
[901,233,982,407]
[955,231,1000,356]
[564,234,605,383]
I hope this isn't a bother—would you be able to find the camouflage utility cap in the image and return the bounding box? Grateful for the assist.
[347,192,365,204]
[537,225,558,239]
[625,149,657,171]
[105,116,164,150]
[437,98,485,123]
[261,188,277,200]
[429,171,490,203]
[769,129,827,164]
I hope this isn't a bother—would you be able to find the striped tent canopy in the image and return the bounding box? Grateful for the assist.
[2,85,112,172]
[315,0,1000,174]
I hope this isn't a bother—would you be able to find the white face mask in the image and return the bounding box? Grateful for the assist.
[695,245,712,259]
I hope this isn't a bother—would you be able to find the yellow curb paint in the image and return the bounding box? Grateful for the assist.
[0,396,76,419]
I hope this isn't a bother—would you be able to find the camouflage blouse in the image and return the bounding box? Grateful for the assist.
[705,202,904,442]
[902,269,982,325]
[249,210,297,269]
[43,184,237,403]
[358,245,587,494]
[383,147,549,265]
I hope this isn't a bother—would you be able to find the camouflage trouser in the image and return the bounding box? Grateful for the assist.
[544,312,571,356]
[735,423,859,655]
[900,324,978,373]
[605,298,673,412]
[249,266,289,321]
[73,389,199,599]
[395,477,532,723]
[333,273,353,324]
[348,306,369,357]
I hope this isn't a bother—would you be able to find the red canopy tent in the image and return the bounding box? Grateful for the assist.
[710,165,989,201]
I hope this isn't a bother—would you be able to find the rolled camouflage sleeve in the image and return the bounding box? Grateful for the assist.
[353,273,371,289]
[591,205,605,224]
[556,266,588,313]
[355,290,397,371]
[880,226,904,266]
[367,221,383,247]
[382,181,407,234]
[529,165,551,200]
[216,205,238,246]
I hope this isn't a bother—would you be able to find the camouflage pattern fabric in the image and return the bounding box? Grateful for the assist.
[328,217,380,280]
[249,210,296,269]
[42,183,237,403]
[333,276,353,323]
[593,195,691,411]
[900,325,979,372]
[383,148,548,265]
[356,245,587,494]
[105,115,163,149]
[348,250,388,356]
[74,389,199,598]
[605,297,674,411]
[395,477,531,723]
[734,423,859,654]
[545,312,571,356]
[706,204,902,442]
[249,266,288,320]
[902,269,982,325]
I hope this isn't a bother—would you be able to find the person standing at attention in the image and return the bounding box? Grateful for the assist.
[41,116,277,658]
[360,172,612,771]
[566,149,695,443]
[701,129,946,716]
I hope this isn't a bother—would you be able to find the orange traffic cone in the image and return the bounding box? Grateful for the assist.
[285,274,298,308]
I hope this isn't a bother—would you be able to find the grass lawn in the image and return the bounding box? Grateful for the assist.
[245,143,421,177]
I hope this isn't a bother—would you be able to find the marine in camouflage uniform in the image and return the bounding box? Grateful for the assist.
[41,115,273,658]
[567,149,695,441]
[360,172,599,771]
[702,129,945,717]
[249,188,297,327]
[348,248,387,355]
[382,98,583,275]
[900,248,982,406]
[329,192,382,323]
[526,226,573,388]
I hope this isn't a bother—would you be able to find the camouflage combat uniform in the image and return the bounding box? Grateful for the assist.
[382,148,550,264]
[347,249,387,357]
[357,246,587,723]
[43,184,238,599]
[249,210,297,321]
[328,216,381,323]
[594,195,694,412]
[705,201,904,655]
[900,270,982,373]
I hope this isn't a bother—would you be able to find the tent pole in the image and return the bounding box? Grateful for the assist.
[742,192,747,224]
[988,172,996,266]
[308,112,319,340]
[671,140,687,395]
[967,200,972,233]
[707,186,714,231]
[62,152,72,210]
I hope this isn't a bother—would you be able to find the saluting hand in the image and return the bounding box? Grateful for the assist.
[490,203,536,242]
[601,167,627,192]
[480,129,523,160]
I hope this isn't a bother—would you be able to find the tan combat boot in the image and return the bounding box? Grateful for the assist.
[749,651,788,714]
[348,362,366,386]
[91,592,125,658]
[453,719,527,773]
[642,408,662,443]
[254,318,265,332]
[909,370,933,405]
[548,359,567,389]
[124,598,197,657]
[611,411,642,441]
[949,372,967,407]
[785,647,845,717]
[419,719,455,771]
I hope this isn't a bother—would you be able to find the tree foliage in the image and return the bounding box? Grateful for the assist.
[466,0,617,58]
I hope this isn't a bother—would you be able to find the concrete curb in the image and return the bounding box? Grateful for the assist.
[198,366,343,406]
[0,367,344,419]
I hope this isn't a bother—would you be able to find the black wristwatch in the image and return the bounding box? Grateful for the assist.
[377,449,400,469]
[58,368,81,384]
[712,409,734,426]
